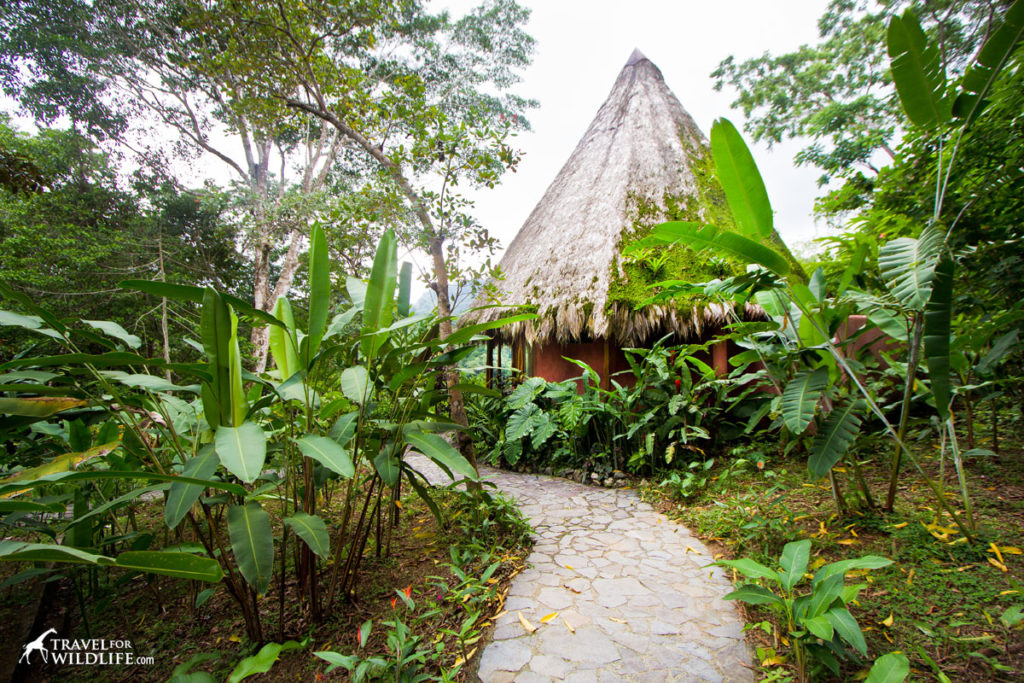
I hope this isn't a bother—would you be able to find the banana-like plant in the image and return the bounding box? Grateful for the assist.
[634,1,1024,540]
[0,223,534,642]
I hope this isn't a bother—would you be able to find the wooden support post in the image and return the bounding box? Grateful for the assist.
[712,340,728,378]
[602,338,611,391]
[485,339,494,389]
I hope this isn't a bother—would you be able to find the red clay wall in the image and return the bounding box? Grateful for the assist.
[531,339,635,392]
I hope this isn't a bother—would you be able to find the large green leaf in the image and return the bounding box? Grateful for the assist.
[269,298,300,381]
[714,557,780,582]
[826,606,868,656]
[710,118,773,240]
[444,313,539,346]
[781,368,828,435]
[812,556,893,587]
[865,652,910,683]
[227,640,305,683]
[165,446,220,529]
[295,435,354,478]
[373,450,401,487]
[837,241,869,296]
[0,540,111,565]
[953,0,1024,126]
[227,502,274,595]
[1,351,160,371]
[0,396,87,417]
[387,362,429,392]
[360,230,397,359]
[649,222,791,276]
[723,584,783,607]
[877,224,943,311]
[779,539,811,592]
[801,614,835,642]
[887,10,951,129]
[226,309,248,426]
[924,255,953,421]
[114,551,223,582]
[101,371,198,394]
[215,422,267,483]
[341,366,370,404]
[82,320,141,349]
[0,441,117,497]
[120,280,284,329]
[328,411,359,447]
[201,288,231,429]
[306,224,330,362]
[808,400,864,479]
[405,430,479,481]
[397,261,413,318]
[808,572,845,617]
[506,402,542,441]
[284,512,330,558]
[0,309,46,331]
[0,469,246,498]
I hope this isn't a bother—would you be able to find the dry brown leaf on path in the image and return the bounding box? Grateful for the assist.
[518,611,537,634]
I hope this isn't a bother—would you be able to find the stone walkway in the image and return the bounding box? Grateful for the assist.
[407,455,753,682]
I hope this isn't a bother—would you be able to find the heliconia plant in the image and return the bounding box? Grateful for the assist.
[0,222,534,642]
[631,0,1024,541]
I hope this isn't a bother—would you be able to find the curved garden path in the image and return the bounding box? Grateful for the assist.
[407,454,754,682]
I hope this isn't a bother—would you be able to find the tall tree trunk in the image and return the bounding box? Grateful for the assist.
[252,229,305,373]
[428,237,481,490]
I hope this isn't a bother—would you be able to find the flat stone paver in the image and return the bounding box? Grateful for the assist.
[406,454,754,682]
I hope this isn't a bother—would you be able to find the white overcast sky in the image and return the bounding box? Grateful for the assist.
[441,0,832,267]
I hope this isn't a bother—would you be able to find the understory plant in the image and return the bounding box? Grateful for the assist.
[715,539,907,682]
[471,336,761,477]
[0,225,531,644]
[628,1,1024,540]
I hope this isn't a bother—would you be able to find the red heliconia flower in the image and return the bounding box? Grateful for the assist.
[390,596,397,609]
[674,378,681,392]
[403,585,412,598]
[356,627,363,645]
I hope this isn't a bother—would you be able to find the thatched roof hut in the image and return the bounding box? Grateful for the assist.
[468,50,758,383]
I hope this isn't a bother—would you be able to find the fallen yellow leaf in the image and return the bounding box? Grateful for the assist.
[564,564,575,571]
[452,647,477,667]
[989,542,1005,564]
[1000,546,1022,555]
[880,613,894,628]
[229,635,242,643]
[906,568,915,586]
[518,611,537,634]
[608,617,627,624]
[562,617,575,634]
[837,539,860,545]
[890,522,908,529]
[539,612,559,624]
[988,557,1008,572]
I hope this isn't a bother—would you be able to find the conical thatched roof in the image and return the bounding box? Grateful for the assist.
[467,50,758,345]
